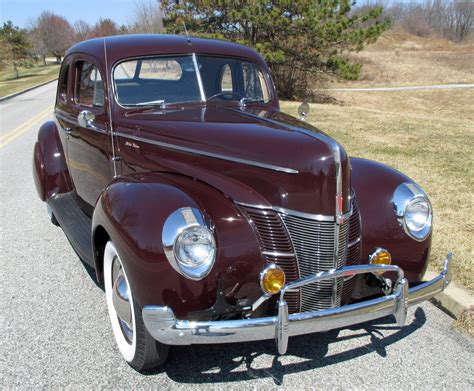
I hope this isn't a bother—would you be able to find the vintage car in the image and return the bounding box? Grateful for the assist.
[33,34,452,371]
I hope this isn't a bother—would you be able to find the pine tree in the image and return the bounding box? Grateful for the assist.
[162,1,390,99]
[0,21,31,79]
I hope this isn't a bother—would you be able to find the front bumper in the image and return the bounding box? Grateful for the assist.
[143,253,452,354]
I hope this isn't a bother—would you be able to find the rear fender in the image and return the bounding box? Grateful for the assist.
[351,157,431,282]
[92,172,263,319]
[33,121,73,201]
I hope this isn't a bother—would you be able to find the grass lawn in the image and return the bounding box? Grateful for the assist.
[0,63,60,98]
[281,88,474,293]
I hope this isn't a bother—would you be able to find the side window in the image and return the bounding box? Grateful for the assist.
[242,63,268,101]
[220,64,233,92]
[57,63,69,106]
[76,61,104,108]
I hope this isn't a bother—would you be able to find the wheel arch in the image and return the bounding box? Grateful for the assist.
[91,171,263,318]
[33,120,73,201]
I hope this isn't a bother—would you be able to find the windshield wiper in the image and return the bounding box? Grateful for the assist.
[131,99,165,106]
[240,98,265,105]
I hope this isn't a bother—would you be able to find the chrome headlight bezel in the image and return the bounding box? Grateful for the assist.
[162,207,216,280]
[393,182,433,242]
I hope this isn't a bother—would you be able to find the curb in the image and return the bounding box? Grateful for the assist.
[0,78,58,102]
[424,269,474,319]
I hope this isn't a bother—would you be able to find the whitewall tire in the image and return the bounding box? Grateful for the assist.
[103,241,168,371]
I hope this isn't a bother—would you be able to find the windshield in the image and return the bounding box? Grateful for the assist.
[113,54,271,107]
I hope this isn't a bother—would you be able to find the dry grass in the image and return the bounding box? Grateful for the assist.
[329,29,474,88]
[454,308,474,337]
[281,88,474,293]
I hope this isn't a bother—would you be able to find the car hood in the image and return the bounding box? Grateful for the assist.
[114,106,350,216]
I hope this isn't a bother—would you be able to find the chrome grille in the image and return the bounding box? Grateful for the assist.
[280,214,350,311]
[240,195,361,314]
[241,207,300,314]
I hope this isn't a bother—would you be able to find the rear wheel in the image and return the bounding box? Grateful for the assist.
[104,241,168,371]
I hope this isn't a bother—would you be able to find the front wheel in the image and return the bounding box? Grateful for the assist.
[104,241,168,371]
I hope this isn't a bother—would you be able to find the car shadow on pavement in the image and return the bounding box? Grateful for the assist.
[145,308,426,385]
[80,259,104,291]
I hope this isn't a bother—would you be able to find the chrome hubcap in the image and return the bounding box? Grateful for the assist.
[111,257,134,343]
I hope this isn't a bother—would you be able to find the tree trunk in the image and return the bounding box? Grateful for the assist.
[55,55,61,64]
[42,55,46,66]
[13,63,19,79]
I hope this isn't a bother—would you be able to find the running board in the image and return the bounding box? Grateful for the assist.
[48,193,94,266]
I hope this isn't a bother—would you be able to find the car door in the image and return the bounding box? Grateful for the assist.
[65,54,113,211]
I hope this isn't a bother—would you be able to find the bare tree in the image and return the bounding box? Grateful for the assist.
[131,0,164,33]
[74,19,92,42]
[31,11,74,63]
[29,27,48,65]
[451,1,473,41]
[89,18,120,38]
[384,0,473,41]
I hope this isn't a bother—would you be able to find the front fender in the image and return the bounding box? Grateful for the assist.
[92,172,264,319]
[33,120,73,201]
[351,158,431,282]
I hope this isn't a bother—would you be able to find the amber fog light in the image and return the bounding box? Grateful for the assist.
[260,264,286,295]
[369,248,392,266]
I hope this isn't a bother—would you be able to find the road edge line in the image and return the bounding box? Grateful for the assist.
[0,78,58,102]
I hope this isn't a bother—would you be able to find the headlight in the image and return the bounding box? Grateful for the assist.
[393,182,432,241]
[175,226,216,269]
[162,207,216,280]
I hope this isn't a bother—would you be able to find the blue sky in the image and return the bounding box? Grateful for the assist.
[1,0,425,29]
[0,0,135,28]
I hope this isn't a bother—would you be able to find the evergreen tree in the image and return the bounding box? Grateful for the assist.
[0,21,31,79]
[162,1,389,99]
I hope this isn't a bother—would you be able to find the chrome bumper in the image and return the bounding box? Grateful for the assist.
[143,253,452,354]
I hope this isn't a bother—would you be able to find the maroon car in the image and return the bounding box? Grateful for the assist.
[33,34,452,371]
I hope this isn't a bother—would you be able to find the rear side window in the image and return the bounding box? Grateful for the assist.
[241,62,269,102]
[220,64,233,92]
[57,62,69,106]
[76,61,104,108]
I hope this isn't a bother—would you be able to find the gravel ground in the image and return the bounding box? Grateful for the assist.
[1,84,473,389]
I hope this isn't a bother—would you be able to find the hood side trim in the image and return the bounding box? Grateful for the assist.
[114,132,298,174]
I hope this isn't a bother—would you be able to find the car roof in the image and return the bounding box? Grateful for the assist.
[67,34,264,66]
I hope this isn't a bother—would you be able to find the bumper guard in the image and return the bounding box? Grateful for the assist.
[143,253,453,354]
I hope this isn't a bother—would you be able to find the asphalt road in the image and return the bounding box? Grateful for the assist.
[1,82,473,389]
